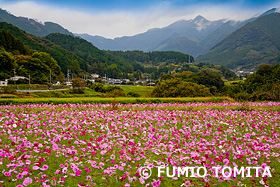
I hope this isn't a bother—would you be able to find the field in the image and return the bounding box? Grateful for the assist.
[0,102,280,187]
[117,85,154,97]
[0,85,154,98]
[0,97,233,105]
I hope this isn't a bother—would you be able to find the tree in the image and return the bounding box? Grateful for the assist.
[71,78,86,93]
[191,70,224,92]
[160,74,174,81]
[256,64,272,77]
[0,49,16,79]
[134,69,142,80]
[152,78,211,97]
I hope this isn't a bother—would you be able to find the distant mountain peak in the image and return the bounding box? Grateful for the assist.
[192,15,210,31]
[0,8,72,37]
[197,13,280,71]
[193,15,207,22]
[259,8,280,17]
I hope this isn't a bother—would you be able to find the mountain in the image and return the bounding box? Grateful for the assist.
[1,7,278,59]
[198,8,280,56]
[76,15,226,57]
[77,8,280,57]
[0,22,191,81]
[102,50,237,80]
[0,20,143,78]
[44,33,142,78]
[0,22,86,74]
[197,13,280,71]
[0,29,64,83]
[106,50,194,66]
[154,33,203,57]
[259,8,280,17]
[0,8,73,37]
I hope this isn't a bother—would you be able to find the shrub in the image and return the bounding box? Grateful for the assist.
[152,78,212,97]
[105,85,123,93]
[0,94,18,98]
[105,89,126,97]
[3,86,16,94]
[72,78,86,94]
[92,83,104,92]
[127,91,140,97]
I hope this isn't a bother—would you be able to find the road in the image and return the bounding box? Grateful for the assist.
[16,89,69,92]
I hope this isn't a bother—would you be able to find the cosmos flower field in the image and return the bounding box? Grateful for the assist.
[0,102,280,187]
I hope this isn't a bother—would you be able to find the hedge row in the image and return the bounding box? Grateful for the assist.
[0,97,234,105]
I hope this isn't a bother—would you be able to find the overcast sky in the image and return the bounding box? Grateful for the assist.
[1,0,280,38]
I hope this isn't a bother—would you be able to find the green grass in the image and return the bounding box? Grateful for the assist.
[0,97,234,105]
[83,89,98,95]
[8,84,70,90]
[224,80,243,86]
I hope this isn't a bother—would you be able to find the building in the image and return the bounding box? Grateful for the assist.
[122,79,130,84]
[86,79,95,83]
[65,81,72,86]
[147,82,156,86]
[91,74,99,79]
[53,81,61,85]
[113,79,122,85]
[9,76,28,81]
[0,80,8,87]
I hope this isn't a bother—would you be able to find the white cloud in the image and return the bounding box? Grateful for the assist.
[0,0,275,39]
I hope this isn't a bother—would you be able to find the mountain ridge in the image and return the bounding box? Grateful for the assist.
[75,15,226,56]
[76,8,280,57]
[0,8,73,37]
[197,13,280,71]
[1,6,280,69]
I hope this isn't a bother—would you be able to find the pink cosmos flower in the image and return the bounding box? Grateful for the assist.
[52,144,59,149]
[62,168,68,174]
[86,175,91,180]
[262,163,268,170]
[33,166,40,170]
[76,170,81,176]
[223,159,229,165]
[110,154,115,159]
[139,177,145,184]
[151,179,161,187]
[23,177,32,186]
[41,165,49,171]
[55,170,61,174]
[4,172,11,177]
[16,173,23,179]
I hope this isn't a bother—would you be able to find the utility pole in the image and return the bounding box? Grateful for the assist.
[12,69,16,85]
[29,74,30,90]
[67,69,69,83]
